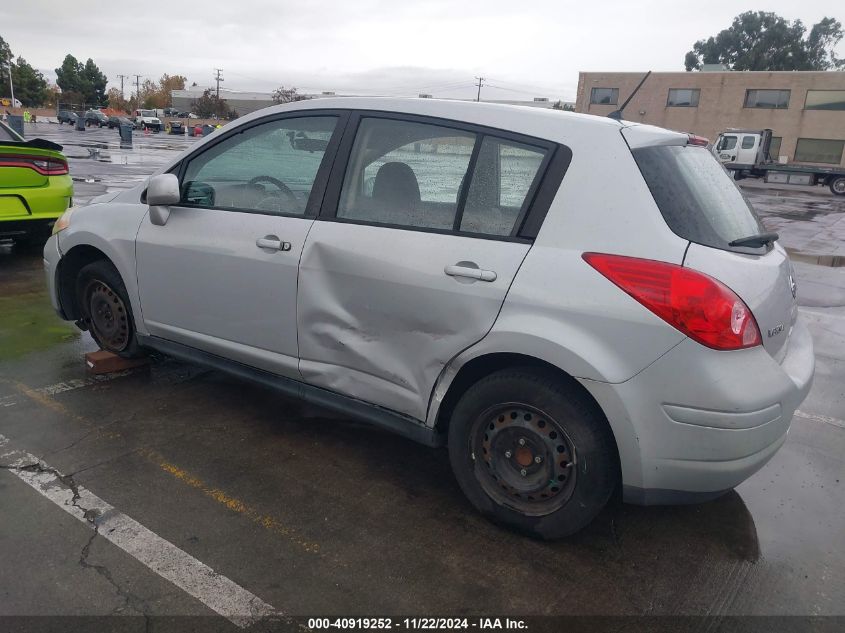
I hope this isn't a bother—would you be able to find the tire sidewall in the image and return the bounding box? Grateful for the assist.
[448,368,618,539]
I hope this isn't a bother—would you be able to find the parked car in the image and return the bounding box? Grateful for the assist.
[163,107,179,117]
[176,111,192,118]
[0,120,72,245]
[168,120,184,135]
[57,110,78,125]
[84,110,109,128]
[107,116,136,130]
[43,99,814,538]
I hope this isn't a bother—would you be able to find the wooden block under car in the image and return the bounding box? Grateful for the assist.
[85,350,149,375]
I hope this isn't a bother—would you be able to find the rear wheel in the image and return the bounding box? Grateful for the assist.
[76,260,143,358]
[830,176,845,196]
[448,367,618,539]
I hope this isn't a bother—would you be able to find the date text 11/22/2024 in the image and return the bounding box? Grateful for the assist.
[307,618,528,630]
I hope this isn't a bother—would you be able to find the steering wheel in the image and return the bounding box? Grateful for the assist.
[248,175,299,206]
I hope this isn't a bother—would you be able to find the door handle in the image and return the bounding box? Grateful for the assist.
[445,263,497,282]
[256,236,292,251]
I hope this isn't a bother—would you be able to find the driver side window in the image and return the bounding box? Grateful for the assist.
[180,115,338,216]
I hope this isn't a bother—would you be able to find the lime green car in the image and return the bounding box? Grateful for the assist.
[0,120,73,245]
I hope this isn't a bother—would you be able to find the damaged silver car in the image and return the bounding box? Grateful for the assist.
[44,98,814,538]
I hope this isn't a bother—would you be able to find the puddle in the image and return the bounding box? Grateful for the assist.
[0,290,78,360]
[786,250,845,267]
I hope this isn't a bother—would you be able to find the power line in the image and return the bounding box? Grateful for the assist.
[214,68,224,99]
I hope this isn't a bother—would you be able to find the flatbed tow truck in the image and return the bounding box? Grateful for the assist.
[713,128,845,196]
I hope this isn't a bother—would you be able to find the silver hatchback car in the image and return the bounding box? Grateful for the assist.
[44,98,814,538]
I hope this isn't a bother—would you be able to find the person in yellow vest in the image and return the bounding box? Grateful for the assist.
[23,110,31,124]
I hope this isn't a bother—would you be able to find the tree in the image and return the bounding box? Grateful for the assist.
[55,54,108,106]
[11,57,49,106]
[191,88,231,118]
[684,11,845,71]
[139,74,187,109]
[83,58,108,106]
[272,86,305,104]
[107,87,129,112]
[552,100,575,111]
[0,35,49,105]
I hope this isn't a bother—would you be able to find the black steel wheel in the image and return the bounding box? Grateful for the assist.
[830,176,845,196]
[84,279,130,352]
[473,403,576,516]
[76,260,143,358]
[448,367,619,539]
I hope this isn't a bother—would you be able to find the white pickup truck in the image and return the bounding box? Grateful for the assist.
[713,128,845,196]
[132,109,162,132]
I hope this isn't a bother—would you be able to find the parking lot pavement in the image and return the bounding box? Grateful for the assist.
[0,124,844,627]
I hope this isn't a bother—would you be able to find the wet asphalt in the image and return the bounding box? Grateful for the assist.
[0,123,844,628]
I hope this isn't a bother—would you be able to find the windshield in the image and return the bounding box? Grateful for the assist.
[632,144,765,252]
[140,110,155,117]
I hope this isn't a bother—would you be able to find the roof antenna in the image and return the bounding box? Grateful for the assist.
[608,70,651,121]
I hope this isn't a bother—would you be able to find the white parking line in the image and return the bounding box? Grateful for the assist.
[0,434,280,627]
[794,410,845,430]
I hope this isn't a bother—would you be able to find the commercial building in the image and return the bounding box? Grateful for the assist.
[575,70,845,167]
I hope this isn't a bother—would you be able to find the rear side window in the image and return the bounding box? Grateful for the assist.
[741,136,755,149]
[338,118,476,230]
[632,145,764,252]
[460,137,547,236]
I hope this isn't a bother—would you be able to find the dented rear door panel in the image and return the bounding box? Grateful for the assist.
[297,221,530,421]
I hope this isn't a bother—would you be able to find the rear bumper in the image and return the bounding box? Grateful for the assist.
[582,316,815,504]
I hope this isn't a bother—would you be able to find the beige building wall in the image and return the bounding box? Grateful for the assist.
[575,71,845,167]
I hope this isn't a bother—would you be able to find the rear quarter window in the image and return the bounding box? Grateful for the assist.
[632,145,765,253]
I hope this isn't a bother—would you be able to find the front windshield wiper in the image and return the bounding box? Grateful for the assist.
[729,232,779,248]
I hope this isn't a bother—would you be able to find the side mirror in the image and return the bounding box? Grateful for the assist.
[146,173,180,226]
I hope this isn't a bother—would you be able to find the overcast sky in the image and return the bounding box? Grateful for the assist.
[2,1,843,101]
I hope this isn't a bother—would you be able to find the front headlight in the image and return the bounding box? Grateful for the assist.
[52,206,77,235]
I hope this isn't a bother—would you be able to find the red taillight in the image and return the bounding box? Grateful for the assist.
[583,253,762,350]
[0,154,69,176]
[687,134,710,147]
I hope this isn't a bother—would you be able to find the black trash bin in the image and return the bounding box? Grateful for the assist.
[75,114,85,131]
[201,124,214,136]
[119,122,133,145]
[7,114,24,137]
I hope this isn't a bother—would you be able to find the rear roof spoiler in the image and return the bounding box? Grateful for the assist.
[0,138,64,152]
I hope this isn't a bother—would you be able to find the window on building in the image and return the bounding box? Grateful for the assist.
[794,138,845,164]
[804,90,845,111]
[590,88,619,105]
[666,89,700,107]
[744,89,790,109]
[768,136,783,161]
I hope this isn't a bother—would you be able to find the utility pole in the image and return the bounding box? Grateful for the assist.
[117,74,127,99]
[214,68,224,99]
[133,74,142,106]
[7,64,14,107]
[475,76,485,102]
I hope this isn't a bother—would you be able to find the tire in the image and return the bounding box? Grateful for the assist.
[830,176,845,196]
[448,367,618,539]
[76,260,143,358]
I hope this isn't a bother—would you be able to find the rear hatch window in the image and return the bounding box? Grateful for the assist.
[632,141,796,361]
[631,144,765,253]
